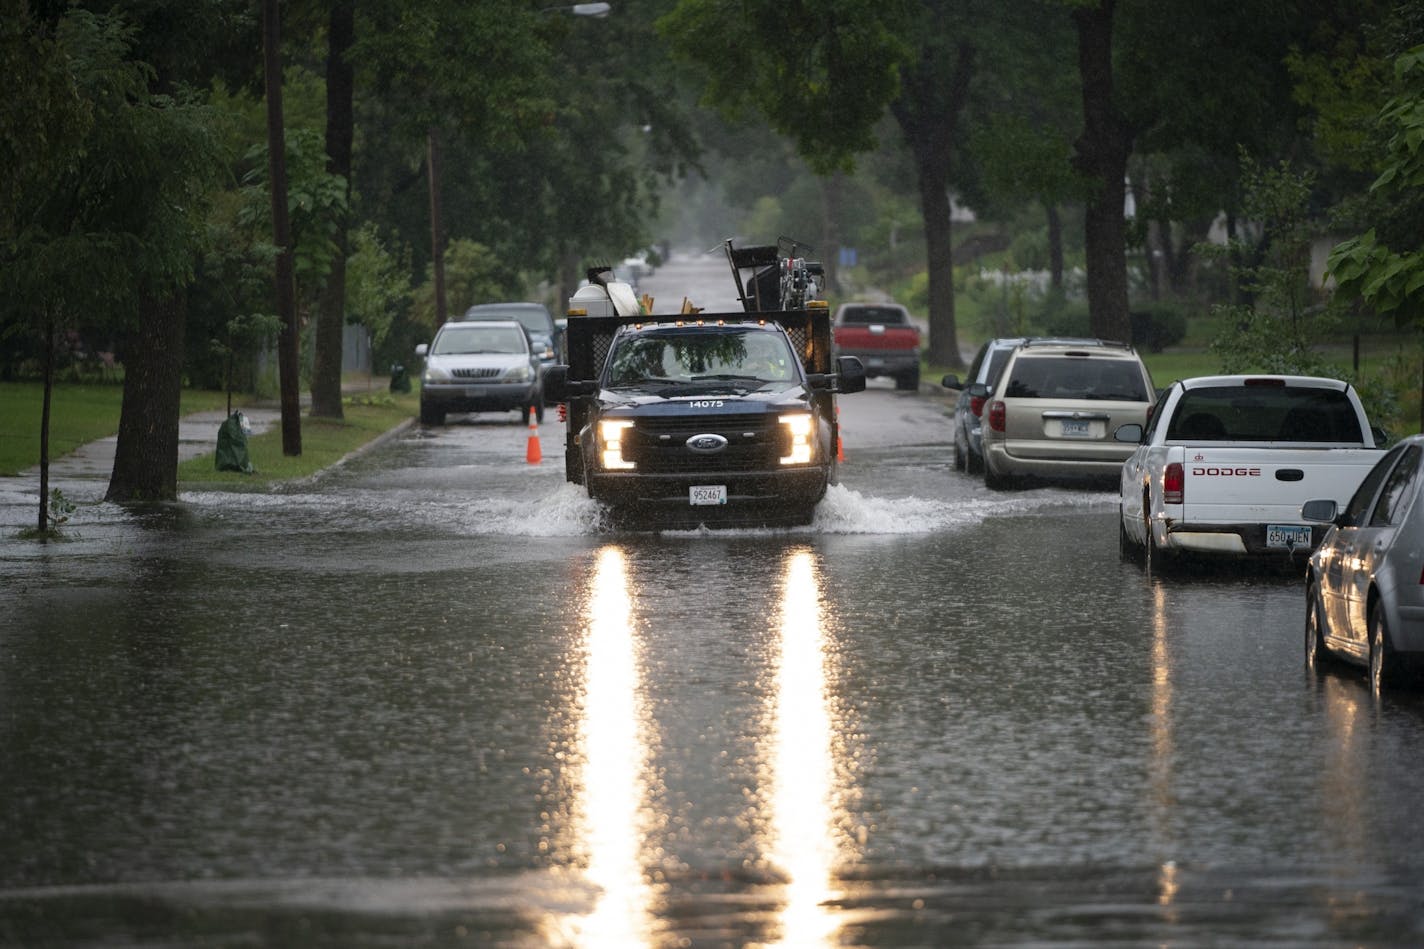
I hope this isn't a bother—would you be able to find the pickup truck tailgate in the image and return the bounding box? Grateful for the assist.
[1181,448,1381,522]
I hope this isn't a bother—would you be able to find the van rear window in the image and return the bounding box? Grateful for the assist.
[1003,357,1149,401]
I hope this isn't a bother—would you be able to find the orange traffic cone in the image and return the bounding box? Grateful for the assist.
[526,410,542,465]
[836,405,846,462]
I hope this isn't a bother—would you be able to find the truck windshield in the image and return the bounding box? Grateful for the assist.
[606,331,797,387]
[1166,386,1364,442]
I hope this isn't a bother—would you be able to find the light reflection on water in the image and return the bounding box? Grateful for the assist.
[564,546,657,946]
[553,544,856,945]
[764,549,849,947]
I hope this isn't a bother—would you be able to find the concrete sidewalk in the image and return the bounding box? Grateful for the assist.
[23,407,283,481]
[21,375,399,482]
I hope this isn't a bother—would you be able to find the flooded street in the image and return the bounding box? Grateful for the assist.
[4,253,1424,946]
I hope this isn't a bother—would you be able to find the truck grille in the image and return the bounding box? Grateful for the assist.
[626,413,789,472]
[451,367,501,380]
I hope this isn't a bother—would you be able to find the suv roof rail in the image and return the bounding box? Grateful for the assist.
[1019,337,1133,351]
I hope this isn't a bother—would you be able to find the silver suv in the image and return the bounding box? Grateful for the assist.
[415,320,544,427]
[974,339,1155,489]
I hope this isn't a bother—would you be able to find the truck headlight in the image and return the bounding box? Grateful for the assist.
[423,366,451,383]
[779,413,814,465]
[599,419,636,470]
[506,364,532,383]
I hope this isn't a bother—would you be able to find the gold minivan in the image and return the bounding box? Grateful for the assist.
[974,340,1156,489]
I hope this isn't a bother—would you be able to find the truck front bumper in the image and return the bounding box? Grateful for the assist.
[587,467,829,526]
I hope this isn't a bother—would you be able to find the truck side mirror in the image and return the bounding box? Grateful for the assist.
[542,365,570,403]
[1301,499,1339,523]
[835,355,867,394]
[542,365,596,403]
[414,343,429,358]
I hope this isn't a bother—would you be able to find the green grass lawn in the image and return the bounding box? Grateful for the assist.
[2,381,418,483]
[0,382,235,476]
[177,392,418,487]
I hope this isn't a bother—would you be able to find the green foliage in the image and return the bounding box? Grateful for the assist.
[1329,229,1424,320]
[14,487,77,538]
[1328,45,1424,325]
[659,0,909,174]
[1128,303,1188,353]
[238,127,349,301]
[1,7,227,347]
[46,488,76,532]
[1201,154,1328,367]
[410,239,525,335]
[345,224,411,353]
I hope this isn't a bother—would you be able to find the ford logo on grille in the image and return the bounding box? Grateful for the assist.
[686,434,728,454]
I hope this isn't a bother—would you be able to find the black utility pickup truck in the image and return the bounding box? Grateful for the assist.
[542,242,866,528]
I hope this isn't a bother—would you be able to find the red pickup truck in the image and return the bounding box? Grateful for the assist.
[832,302,922,390]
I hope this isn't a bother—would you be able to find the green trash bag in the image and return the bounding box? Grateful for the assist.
[216,410,254,474]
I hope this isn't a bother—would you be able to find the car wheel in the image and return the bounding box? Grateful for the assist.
[1305,581,1328,673]
[952,436,966,472]
[1118,507,1136,563]
[1369,602,1398,696]
[896,368,920,391]
[420,403,445,426]
[1144,510,1174,574]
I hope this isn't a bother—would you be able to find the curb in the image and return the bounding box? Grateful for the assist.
[276,417,417,492]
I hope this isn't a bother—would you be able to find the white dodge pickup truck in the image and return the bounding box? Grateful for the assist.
[1117,375,1384,562]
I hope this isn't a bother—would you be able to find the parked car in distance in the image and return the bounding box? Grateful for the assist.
[973,339,1154,489]
[943,337,1109,475]
[832,302,922,390]
[415,320,544,427]
[461,301,563,365]
[1119,375,1383,566]
[1304,434,1424,693]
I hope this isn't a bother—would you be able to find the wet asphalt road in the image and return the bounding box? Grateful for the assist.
[4,259,1424,946]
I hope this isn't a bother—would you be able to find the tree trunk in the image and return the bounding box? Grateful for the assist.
[264,0,301,455]
[889,41,976,371]
[428,127,447,326]
[106,293,185,503]
[557,250,580,316]
[311,0,354,419]
[1046,203,1064,292]
[1072,0,1133,344]
[38,313,53,533]
[820,172,842,295]
[916,155,962,369]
